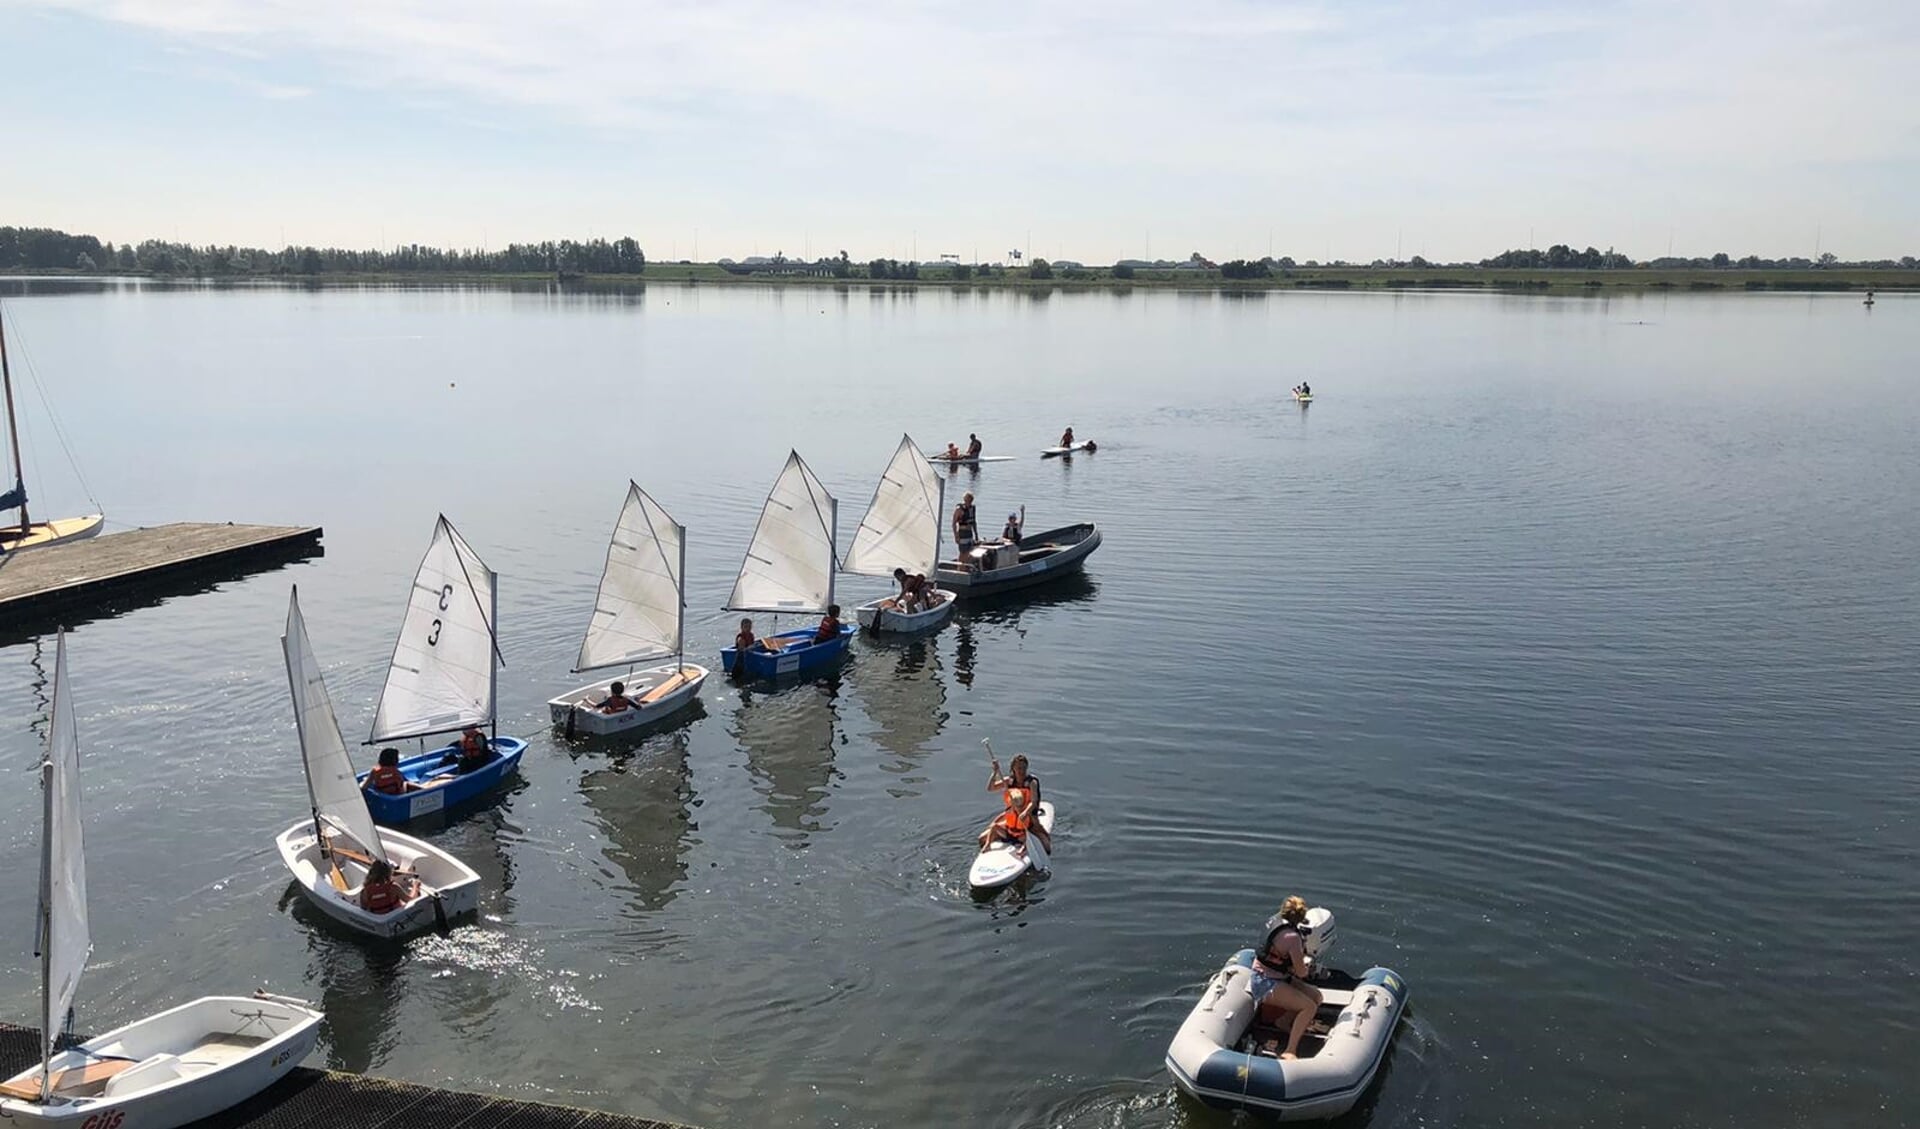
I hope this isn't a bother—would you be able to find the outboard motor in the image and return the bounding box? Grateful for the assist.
[1301,906,1336,978]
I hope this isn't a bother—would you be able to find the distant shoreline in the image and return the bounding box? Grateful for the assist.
[3,264,1912,292]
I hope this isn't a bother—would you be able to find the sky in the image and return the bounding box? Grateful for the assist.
[3,0,1917,263]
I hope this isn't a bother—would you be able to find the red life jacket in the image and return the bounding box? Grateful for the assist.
[360,880,404,914]
[815,616,841,642]
[368,765,408,794]
[460,730,488,758]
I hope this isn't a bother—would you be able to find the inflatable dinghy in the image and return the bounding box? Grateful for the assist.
[1166,908,1407,1121]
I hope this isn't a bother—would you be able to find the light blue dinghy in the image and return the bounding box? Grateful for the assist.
[1165,908,1408,1121]
[357,515,523,824]
[719,450,855,680]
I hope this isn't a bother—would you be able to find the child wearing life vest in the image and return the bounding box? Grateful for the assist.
[813,605,843,643]
[362,747,416,795]
[358,859,416,915]
[440,727,494,774]
[597,681,634,714]
[979,753,1050,854]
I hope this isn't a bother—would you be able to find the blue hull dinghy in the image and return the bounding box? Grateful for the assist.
[721,624,855,680]
[357,736,527,824]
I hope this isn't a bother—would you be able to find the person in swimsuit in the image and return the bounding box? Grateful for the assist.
[966,434,982,458]
[1252,896,1323,1060]
[1059,426,1075,447]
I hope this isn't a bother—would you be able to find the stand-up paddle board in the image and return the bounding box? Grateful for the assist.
[1293,393,1313,404]
[927,453,1019,465]
[968,801,1055,889]
[1040,441,1095,458]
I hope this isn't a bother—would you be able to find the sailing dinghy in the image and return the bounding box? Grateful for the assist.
[358,516,526,824]
[548,482,709,736]
[844,434,956,633]
[0,632,323,1128]
[718,450,856,679]
[0,304,103,554]
[276,587,482,940]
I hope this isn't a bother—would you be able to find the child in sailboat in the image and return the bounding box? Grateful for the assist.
[596,681,634,714]
[439,726,497,774]
[362,747,419,795]
[358,859,418,915]
[813,605,843,643]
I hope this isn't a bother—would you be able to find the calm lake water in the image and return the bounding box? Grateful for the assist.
[0,280,1914,1129]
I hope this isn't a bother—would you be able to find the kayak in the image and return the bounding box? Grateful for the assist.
[926,453,1018,465]
[1040,440,1096,458]
[968,801,1055,889]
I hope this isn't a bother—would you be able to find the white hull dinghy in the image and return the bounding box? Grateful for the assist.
[280,587,482,940]
[1165,908,1408,1121]
[0,633,323,1129]
[968,802,1055,889]
[549,482,709,737]
[0,304,105,555]
[844,434,957,635]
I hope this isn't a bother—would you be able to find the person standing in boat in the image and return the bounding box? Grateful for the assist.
[891,567,930,613]
[1000,511,1023,544]
[979,753,1052,855]
[1252,896,1323,1061]
[966,433,983,459]
[952,491,980,556]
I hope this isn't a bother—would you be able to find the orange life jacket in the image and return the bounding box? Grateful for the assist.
[815,616,841,642]
[360,880,404,914]
[368,765,408,794]
[460,730,488,758]
[1000,785,1030,835]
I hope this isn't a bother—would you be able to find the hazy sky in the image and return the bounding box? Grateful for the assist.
[5,1,1916,262]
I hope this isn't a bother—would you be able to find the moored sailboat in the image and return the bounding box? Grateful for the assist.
[548,482,709,736]
[358,516,526,823]
[844,434,956,633]
[718,450,855,679]
[276,586,482,940]
[0,305,103,554]
[0,631,323,1128]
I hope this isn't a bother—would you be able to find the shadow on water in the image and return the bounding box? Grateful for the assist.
[731,673,845,847]
[847,635,948,786]
[577,729,695,913]
[956,570,1101,627]
[0,540,324,647]
[554,696,708,754]
[296,915,407,1074]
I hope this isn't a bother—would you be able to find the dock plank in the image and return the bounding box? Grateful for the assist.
[0,522,322,631]
[0,1022,695,1129]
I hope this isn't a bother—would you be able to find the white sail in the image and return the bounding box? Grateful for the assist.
[369,515,500,743]
[576,482,685,671]
[40,631,90,1076]
[725,450,838,615]
[284,588,386,863]
[844,433,946,578]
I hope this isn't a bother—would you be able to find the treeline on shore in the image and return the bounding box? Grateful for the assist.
[3,224,1916,282]
[0,226,645,276]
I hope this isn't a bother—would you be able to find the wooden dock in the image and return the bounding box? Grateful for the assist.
[0,1021,696,1129]
[0,522,322,633]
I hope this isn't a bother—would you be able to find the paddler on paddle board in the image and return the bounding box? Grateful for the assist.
[978,753,1052,855]
[1058,426,1074,448]
[966,433,982,459]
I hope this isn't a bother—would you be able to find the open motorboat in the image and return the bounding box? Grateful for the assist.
[278,587,482,940]
[936,521,1102,599]
[0,632,323,1129]
[358,516,525,823]
[1165,907,1408,1120]
[0,304,103,554]
[548,482,708,737]
[718,451,856,679]
[844,434,956,634]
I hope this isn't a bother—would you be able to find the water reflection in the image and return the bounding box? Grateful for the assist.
[578,730,695,912]
[956,572,1100,629]
[953,620,978,690]
[732,675,844,846]
[847,637,948,789]
[294,905,405,1073]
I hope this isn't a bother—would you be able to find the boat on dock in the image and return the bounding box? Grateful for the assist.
[719,451,855,679]
[1,631,323,1129]
[278,587,482,940]
[936,521,1102,599]
[548,482,708,737]
[845,434,956,634]
[0,305,102,554]
[359,516,525,823]
[1165,908,1408,1121]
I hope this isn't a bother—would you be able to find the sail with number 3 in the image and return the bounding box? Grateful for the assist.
[369,515,501,744]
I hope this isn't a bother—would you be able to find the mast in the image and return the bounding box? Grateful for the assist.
[1,309,30,531]
[37,756,53,1100]
[676,529,687,675]
[489,565,500,743]
[934,471,946,570]
[827,496,838,608]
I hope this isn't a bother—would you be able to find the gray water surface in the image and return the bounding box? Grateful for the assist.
[0,281,1914,1128]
